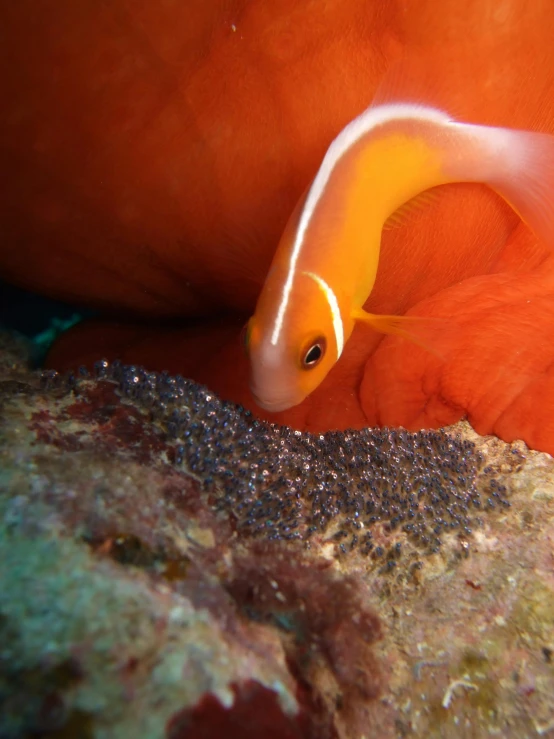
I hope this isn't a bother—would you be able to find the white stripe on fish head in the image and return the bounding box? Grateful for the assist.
[302,271,344,359]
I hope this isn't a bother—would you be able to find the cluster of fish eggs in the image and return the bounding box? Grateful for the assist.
[43,360,509,568]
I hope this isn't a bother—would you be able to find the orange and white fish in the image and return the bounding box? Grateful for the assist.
[245,86,554,412]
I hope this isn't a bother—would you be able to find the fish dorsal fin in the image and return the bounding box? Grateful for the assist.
[368,51,464,123]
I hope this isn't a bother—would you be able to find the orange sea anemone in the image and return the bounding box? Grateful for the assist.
[2,0,554,453]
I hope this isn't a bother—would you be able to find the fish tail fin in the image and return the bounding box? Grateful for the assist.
[466,125,554,252]
[353,310,449,360]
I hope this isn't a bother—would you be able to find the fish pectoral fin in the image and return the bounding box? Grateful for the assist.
[352,309,448,359]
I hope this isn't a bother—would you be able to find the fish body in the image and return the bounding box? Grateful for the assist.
[247,97,554,412]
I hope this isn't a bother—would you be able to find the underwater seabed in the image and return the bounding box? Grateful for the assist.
[1,328,554,739]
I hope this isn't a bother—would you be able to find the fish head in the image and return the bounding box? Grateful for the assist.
[246,270,345,412]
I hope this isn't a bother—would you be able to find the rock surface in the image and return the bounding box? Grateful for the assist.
[1,329,554,738]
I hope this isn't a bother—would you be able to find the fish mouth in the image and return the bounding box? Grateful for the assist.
[251,391,299,413]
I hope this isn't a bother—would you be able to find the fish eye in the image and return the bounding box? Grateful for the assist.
[301,337,326,369]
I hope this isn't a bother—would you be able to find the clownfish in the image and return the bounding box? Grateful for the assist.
[245,76,554,412]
